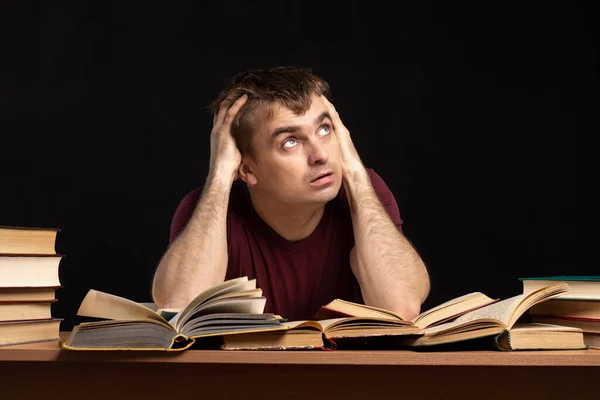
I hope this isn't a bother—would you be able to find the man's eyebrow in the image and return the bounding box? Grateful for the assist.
[270,112,332,141]
[271,125,299,140]
[316,112,331,125]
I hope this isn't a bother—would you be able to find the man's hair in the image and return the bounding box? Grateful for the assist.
[209,66,330,157]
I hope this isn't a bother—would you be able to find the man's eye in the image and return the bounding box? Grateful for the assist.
[318,125,330,136]
[283,138,298,148]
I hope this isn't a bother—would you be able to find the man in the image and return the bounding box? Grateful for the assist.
[152,66,430,321]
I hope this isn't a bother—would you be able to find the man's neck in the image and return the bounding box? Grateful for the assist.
[248,189,325,242]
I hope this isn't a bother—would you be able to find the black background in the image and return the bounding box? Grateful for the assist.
[2,1,597,330]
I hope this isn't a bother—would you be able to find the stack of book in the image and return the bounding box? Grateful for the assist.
[0,226,63,346]
[522,276,600,350]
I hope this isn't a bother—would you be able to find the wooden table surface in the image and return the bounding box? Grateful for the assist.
[1,336,599,366]
[0,333,598,400]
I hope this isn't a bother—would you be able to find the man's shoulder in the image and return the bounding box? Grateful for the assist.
[178,187,203,205]
[169,182,248,245]
[177,179,246,204]
[365,167,389,187]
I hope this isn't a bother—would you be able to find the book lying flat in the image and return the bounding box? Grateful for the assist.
[402,282,570,347]
[0,254,63,287]
[0,319,62,347]
[222,318,423,350]
[222,325,326,350]
[0,287,58,302]
[520,276,600,300]
[529,298,600,319]
[531,316,600,334]
[62,277,287,351]
[0,300,56,321]
[494,322,587,351]
[0,226,59,255]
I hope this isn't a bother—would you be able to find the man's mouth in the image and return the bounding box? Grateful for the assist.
[311,172,333,183]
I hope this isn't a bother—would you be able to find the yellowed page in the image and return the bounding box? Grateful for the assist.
[423,295,522,335]
[423,283,569,336]
[283,320,325,331]
[203,278,257,303]
[77,290,169,326]
[411,292,495,328]
[508,282,569,327]
[170,277,254,327]
[175,297,267,332]
[329,299,404,320]
[318,317,412,331]
[210,288,262,301]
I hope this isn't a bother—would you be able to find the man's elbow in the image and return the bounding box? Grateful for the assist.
[391,299,422,321]
[420,275,431,304]
[152,275,179,309]
[392,284,430,321]
[152,284,168,309]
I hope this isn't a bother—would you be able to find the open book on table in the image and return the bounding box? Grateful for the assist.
[223,283,571,350]
[222,317,423,350]
[222,290,499,350]
[315,291,499,329]
[62,277,287,351]
[402,282,570,347]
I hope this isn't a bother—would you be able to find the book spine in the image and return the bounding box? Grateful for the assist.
[492,329,511,351]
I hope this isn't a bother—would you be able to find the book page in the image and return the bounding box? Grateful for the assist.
[423,294,525,335]
[317,317,413,332]
[77,290,169,326]
[313,318,343,331]
[411,292,495,327]
[176,297,267,332]
[319,299,404,320]
[209,280,257,300]
[507,282,569,327]
[170,277,253,327]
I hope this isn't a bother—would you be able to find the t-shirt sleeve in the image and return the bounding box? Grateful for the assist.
[169,188,203,245]
[367,169,403,232]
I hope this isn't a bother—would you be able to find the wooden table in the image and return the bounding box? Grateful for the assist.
[0,335,598,399]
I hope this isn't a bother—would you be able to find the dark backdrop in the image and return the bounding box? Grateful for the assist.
[2,2,597,330]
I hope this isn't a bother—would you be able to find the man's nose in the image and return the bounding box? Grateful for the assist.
[308,141,329,165]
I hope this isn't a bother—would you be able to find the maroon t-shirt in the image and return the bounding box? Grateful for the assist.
[169,168,403,321]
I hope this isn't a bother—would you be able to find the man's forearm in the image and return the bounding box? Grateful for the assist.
[346,167,430,320]
[152,172,232,308]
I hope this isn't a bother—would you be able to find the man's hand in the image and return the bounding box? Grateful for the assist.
[152,93,248,308]
[321,96,364,177]
[209,94,248,183]
[321,96,429,319]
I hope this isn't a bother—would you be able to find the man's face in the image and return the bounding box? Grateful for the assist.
[244,94,343,206]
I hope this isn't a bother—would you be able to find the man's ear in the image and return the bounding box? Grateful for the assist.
[238,158,258,186]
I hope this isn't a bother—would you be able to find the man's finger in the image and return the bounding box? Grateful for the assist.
[220,94,248,128]
[322,96,348,134]
[215,92,247,128]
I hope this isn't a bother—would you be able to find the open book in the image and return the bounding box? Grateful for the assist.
[222,317,422,350]
[402,282,570,347]
[62,277,287,351]
[222,291,498,350]
[315,291,498,329]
